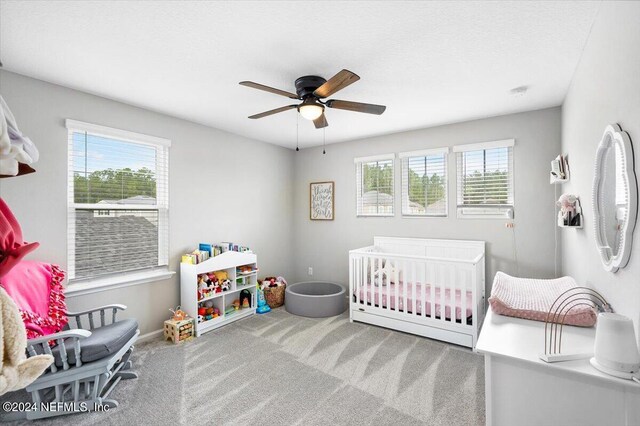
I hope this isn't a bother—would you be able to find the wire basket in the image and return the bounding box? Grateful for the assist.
[264,285,286,308]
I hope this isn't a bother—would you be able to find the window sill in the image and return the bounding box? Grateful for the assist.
[65,269,176,297]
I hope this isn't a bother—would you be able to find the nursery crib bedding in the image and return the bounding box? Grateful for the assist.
[356,282,473,321]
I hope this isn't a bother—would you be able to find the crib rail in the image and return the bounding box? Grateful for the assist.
[349,246,485,347]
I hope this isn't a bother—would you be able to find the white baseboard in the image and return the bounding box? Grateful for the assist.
[137,328,163,343]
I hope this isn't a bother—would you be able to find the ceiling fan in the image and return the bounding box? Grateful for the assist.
[239,69,386,129]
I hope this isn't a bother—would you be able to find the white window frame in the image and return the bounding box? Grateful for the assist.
[65,119,173,293]
[400,148,449,217]
[454,139,515,219]
[355,153,395,217]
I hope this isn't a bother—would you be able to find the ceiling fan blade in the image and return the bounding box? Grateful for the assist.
[239,81,299,99]
[313,69,360,98]
[326,99,386,115]
[313,113,328,129]
[248,104,297,119]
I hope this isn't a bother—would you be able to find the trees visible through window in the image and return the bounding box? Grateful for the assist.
[356,156,394,216]
[455,141,514,218]
[401,150,447,216]
[67,121,170,281]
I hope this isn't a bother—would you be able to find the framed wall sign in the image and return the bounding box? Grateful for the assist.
[310,181,335,220]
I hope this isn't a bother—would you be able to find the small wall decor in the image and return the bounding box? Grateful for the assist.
[556,194,583,228]
[550,154,570,184]
[310,181,334,220]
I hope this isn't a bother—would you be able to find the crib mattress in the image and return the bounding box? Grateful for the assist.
[355,282,473,321]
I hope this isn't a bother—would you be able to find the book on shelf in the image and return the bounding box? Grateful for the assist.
[182,242,253,264]
[181,249,209,265]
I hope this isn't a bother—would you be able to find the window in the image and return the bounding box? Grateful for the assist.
[454,139,514,218]
[66,120,170,282]
[355,154,395,216]
[400,148,448,217]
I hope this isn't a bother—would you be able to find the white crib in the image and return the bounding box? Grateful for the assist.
[349,236,485,349]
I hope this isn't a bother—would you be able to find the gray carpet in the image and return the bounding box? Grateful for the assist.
[1,309,485,425]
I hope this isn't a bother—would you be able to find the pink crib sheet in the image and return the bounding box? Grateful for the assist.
[355,282,473,321]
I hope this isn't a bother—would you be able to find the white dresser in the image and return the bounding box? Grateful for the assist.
[477,308,640,426]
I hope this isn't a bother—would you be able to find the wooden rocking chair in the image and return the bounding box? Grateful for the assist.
[2,304,139,421]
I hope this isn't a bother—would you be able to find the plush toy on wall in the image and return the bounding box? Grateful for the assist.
[557,193,577,219]
[556,193,582,227]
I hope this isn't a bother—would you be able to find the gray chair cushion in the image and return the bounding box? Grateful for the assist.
[51,319,138,367]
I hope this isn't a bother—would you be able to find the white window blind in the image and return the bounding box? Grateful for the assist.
[66,120,170,281]
[454,139,514,218]
[400,148,448,217]
[355,154,395,216]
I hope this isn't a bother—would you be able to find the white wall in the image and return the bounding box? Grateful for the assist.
[292,107,562,295]
[561,2,640,339]
[0,70,294,335]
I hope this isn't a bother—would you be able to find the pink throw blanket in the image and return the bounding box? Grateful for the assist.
[0,261,68,339]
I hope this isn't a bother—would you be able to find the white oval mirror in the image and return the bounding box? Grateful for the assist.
[592,124,638,272]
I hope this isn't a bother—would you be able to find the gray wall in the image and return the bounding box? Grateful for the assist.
[561,2,640,339]
[0,71,295,335]
[292,107,562,296]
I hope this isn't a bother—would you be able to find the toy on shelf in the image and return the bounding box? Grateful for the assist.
[213,270,228,281]
[237,265,258,275]
[240,289,251,308]
[196,272,226,300]
[221,279,231,292]
[197,302,221,323]
[232,299,240,310]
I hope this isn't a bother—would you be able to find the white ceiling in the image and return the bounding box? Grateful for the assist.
[0,1,600,149]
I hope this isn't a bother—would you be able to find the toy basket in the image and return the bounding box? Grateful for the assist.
[264,285,286,308]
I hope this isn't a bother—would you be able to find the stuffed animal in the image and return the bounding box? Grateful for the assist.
[213,270,228,281]
[197,278,208,299]
[0,287,53,396]
[557,193,578,220]
[221,279,231,292]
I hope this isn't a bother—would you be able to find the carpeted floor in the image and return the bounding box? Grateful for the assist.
[2,308,485,425]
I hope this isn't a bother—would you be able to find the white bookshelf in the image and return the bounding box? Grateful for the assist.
[180,251,258,336]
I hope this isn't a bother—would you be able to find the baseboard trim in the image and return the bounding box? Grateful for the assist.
[138,328,163,343]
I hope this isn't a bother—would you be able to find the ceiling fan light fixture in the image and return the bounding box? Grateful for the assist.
[298,103,324,121]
